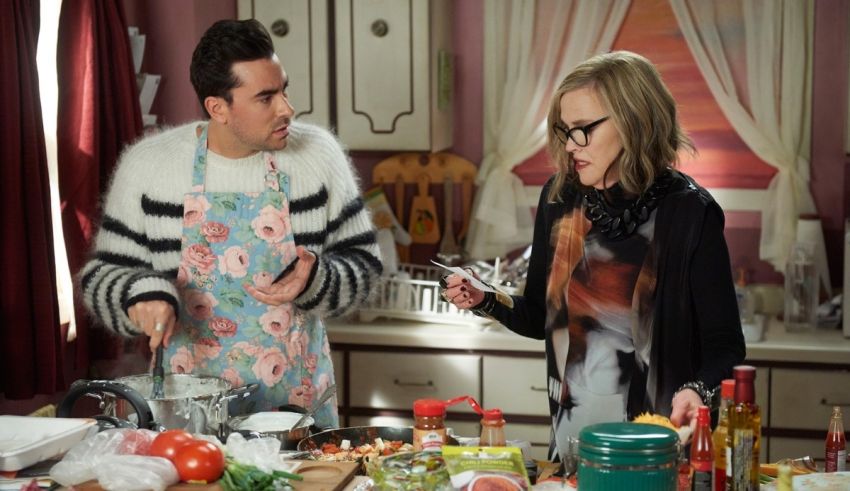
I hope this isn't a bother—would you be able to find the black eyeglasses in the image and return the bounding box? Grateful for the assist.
[553,116,609,147]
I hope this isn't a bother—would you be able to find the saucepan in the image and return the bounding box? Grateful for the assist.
[58,374,257,436]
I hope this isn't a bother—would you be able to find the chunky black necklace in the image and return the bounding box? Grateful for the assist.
[582,171,673,240]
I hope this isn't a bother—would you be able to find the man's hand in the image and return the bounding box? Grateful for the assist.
[670,388,703,430]
[128,300,176,351]
[244,246,317,306]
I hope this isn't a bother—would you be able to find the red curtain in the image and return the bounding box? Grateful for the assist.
[0,0,65,398]
[57,0,144,367]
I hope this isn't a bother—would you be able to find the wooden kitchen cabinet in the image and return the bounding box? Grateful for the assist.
[237,0,331,127]
[334,0,452,151]
[239,0,453,151]
[754,365,850,463]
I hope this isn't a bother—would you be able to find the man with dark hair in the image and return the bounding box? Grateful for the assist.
[80,19,381,427]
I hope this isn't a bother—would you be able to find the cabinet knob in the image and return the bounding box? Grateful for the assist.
[371,19,389,37]
[271,19,289,38]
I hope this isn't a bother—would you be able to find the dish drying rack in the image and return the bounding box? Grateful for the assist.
[360,263,496,327]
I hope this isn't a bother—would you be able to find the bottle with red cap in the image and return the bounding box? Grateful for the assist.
[479,408,506,447]
[691,406,713,491]
[413,399,448,452]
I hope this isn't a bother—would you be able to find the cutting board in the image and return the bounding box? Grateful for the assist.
[408,173,440,244]
[69,461,359,491]
[291,461,360,491]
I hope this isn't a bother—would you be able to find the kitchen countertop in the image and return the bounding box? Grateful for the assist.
[327,316,850,364]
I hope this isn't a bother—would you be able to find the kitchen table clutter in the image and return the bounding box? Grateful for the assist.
[2,369,850,490]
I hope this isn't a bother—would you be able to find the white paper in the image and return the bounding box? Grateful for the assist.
[128,31,145,74]
[430,260,497,293]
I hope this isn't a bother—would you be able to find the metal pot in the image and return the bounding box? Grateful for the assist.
[113,374,257,435]
[225,411,315,450]
[58,375,257,436]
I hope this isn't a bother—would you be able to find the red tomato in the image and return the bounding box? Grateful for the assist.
[149,429,194,460]
[172,440,225,483]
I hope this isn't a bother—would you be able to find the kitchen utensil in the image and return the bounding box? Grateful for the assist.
[457,175,473,242]
[291,384,337,432]
[297,426,459,454]
[436,175,462,265]
[408,173,440,244]
[225,411,315,450]
[291,461,360,490]
[58,375,257,436]
[298,426,415,453]
[57,379,156,431]
[151,344,164,399]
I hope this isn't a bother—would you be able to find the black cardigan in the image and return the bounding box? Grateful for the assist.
[489,170,746,417]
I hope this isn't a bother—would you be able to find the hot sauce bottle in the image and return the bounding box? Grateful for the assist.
[691,406,713,491]
[825,406,847,472]
[727,366,760,491]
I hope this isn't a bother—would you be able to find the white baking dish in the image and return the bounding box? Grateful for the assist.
[0,416,97,471]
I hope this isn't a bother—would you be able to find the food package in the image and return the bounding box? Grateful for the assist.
[442,446,530,490]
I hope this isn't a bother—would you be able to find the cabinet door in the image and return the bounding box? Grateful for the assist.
[769,437,826,465]
[349,352,480,413]
[335,0,452,150]
[483,356,549,417]
[770,368,850,430]
[238,0,331,127]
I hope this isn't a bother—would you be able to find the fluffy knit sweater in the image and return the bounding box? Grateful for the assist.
[81,121,382,337]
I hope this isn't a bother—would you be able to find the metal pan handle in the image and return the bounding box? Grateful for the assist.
[57,379,156,431]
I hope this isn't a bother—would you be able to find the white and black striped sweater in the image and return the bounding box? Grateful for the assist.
[80,121,381,337]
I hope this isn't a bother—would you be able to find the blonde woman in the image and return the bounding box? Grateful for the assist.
[442,51,745,459]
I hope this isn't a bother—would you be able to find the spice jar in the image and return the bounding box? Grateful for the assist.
[413,399,447,452]
[479,408,506,447]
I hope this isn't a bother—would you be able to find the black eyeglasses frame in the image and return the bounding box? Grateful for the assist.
[553,116,609,147]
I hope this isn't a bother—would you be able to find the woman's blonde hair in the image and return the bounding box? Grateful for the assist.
[546,51,694,202]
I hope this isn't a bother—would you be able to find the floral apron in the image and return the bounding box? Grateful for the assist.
[165,125,338,428]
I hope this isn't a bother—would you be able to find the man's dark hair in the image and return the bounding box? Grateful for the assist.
[190,19,275,117]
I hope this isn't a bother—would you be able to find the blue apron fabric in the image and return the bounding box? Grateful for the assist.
[165,125,338,428]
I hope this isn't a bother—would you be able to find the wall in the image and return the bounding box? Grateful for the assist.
[122,0,237,125]
[122,0,848,286]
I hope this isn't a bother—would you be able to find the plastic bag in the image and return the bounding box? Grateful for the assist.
[224,432,297,474]
[94,455,179,491]
[49,428,167,486]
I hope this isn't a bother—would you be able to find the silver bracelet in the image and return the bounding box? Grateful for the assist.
[675,381,718,409]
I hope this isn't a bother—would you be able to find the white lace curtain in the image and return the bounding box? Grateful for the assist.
[669,0,816,272]
[466,0,631,260]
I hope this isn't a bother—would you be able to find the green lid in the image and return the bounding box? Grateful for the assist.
[579,422,679,467]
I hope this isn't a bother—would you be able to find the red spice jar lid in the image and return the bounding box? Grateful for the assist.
[482,408,503,421]
[414,399,447,417]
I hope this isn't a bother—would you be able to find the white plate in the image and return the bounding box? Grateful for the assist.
[0,416,97,471]
[234,412,314,432]
[762,471,850,490]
